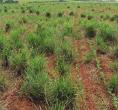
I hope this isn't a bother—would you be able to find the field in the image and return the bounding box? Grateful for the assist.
[0,1,118,110]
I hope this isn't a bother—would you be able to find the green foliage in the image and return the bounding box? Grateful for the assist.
[21,55,49,101]
[27,33,40,50]
[98,23,117,45]
[57,58,71,75]
[84,49,96,63]
[0,75,6,92]
[0,35,11,67]
[56,40,75,64]
[4,21,14,33]
[96,36,108,54]
[111,61,118,72]
[1,40,11,67]
[50,102,65,110]
[80,20,98,38]
[10,29,24,50]
[112,45,118,58]
[108,74,118,94]
[63,21,73,36]
[9,48,29,75]
[27,55,46,74]
[35,26,56,54]
[51,77,76,104]
[0,35,5,53]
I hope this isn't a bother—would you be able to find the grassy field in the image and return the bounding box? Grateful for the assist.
[0,1,118,110]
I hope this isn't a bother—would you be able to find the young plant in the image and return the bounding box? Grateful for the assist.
[96,36,108,54]
[10,29,24,50]
[81,20,98,38]
[21,55,49,101]
[9,48,29,76]
[84,49,96,63]
[51,77,76,107]
[37,26,56,54]
[0,75,6,92]
[50,102,65,110]
[98,23,117,45]
[112,45,118,58]
[0,35,5,53]
[27,33,40,50]
[46,12,51,18]
[56,58,71,75]
[56,40,75,64]
[58,12,63,17]
[108,74,118,94]
[0,35,11,67]
[111,61,118,73]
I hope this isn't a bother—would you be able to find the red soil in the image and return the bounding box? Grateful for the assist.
[73,38,116,110]
[100,55,113,80]
[1,78,36,110]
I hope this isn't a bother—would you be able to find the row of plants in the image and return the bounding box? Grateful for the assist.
[0,23,77,109]
[80,19,118,54]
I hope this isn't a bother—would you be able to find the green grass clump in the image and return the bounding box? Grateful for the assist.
[50,102,65,110]
[81,14,86,18]
[69,11,74,16]
[84,49,96,63]
[56,40,75,64]
[0,75,6,92]
[10,29,24,50]
[108,74,118,94]
[0,35,5,53]
[96,36,108,54]
[0,35,11,67]
[21,55,49,101]
[58,12,63,17]
[111,61,118,71]
[112,45,118,58]
[37,26,56,55]
[56,58,71,76]
[5,23,11,33]
[80,20,98,38]
[9,49,29,76]
[98,23,117,45]
[63,21,73,36]
[27,33,40,51]
[46,12,51,18]
[1,41,11,67]
[51,77,76,106]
